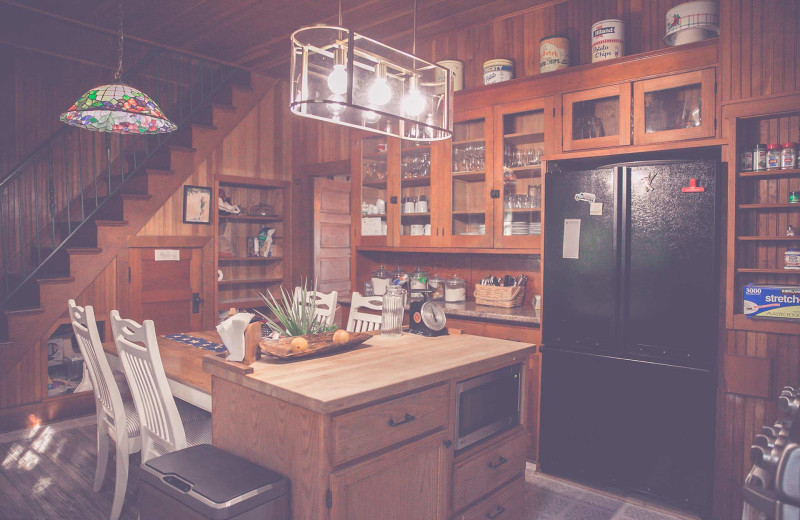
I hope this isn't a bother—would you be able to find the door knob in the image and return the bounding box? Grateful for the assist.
[192,293,203,314]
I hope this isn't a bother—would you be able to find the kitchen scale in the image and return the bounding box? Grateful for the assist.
[408,290,447,337]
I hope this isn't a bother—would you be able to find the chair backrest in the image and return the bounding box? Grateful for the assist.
[68,300,126,431]
[346,292,384,333]
[293,287,338,327]
[110,310,186,462]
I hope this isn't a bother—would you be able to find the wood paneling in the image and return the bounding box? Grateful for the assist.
[719,0,800,103]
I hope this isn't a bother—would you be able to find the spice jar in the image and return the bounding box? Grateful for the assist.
[370,265,391,296]
[767,144,782,170]
[445,274,467,303]
[428,274,446,301]
[739,149,753,171]
[753,144,768,171]
[785,249,800,270]
[409,266,429,300]
[782,143,797,170]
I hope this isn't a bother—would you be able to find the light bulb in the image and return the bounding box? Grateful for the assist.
[402,89,426,117]
[327,64,348,95]
[327,94,345,115]
[369,77,392,106]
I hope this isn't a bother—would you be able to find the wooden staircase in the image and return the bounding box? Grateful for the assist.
[0,73,277,380]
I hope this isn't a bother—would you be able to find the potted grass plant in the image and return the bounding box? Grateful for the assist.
[253,279,337,337]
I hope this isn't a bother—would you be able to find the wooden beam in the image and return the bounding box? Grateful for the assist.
[298,160,351,178]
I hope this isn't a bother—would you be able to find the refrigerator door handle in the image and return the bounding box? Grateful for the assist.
[617,167,630,352]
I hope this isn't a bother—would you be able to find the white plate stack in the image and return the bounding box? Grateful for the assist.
[511,222,530,235]
[530,222,542,235]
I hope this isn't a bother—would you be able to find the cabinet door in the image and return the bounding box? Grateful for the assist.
[351,133,393,246]
[633,68,716,145]
[445,107,494,248]
[562,84,632,151]
[397,140,442,247]
[493,98,553,249]
[329,430,449,520]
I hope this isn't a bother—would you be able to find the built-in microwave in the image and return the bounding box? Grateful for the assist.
[454,363,521,451]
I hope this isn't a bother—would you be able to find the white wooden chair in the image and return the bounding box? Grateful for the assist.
[110,310,211,463]
[68,300,140,520]
[293,287,338,327]
[346,292,384,332]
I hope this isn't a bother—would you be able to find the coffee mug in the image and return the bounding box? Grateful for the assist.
[415,200,428,213]
[404,201,416,214]
[376,198,386,214]
[424,224,432,235]
[411,224,424,235]
[368,204,379,215]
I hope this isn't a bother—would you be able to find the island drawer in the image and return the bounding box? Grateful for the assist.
[452,428,527,512]
[451,477,524,520]
[331,383,450,466]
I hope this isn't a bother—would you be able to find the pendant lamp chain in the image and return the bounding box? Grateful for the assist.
[115,0,124,81]
[412,0,417,55]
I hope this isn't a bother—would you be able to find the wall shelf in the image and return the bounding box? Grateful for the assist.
[738,168,800,179]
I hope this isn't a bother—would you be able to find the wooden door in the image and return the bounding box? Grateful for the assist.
[562,84,632,151]
[633,68,716,145]
[314,178,351,296]
[444,106,495,248]
[329,431,449,520]
[129,247,204,334]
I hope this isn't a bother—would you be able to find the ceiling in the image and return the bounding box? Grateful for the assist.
[3,0,558,77]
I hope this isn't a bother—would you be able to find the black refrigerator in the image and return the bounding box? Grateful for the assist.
[540,159,720,516]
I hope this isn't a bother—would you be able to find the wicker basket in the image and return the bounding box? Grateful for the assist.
[474,285,525,308]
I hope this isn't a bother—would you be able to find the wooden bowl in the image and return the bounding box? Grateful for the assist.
[259,331,374,359]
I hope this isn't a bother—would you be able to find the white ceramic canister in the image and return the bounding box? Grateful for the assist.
[664,1,719,46]
[483,59,514,85]
[435,60,464,92]
[539,35,570,73]
[591,19,625,63]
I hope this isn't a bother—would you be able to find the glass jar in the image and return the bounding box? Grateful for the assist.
[739,149,753,172]
[409,266,429,300]
[782,143,797,170]
[753,144,768,171]
[445,274,467,303]
[428,274,445,301]
[371,265,391,296]
[785,249,800,270]
[767,144,782,170]
[381,286,406,336]
[391,265,408,288]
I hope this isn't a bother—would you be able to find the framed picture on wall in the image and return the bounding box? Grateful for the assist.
[182,185,212,224]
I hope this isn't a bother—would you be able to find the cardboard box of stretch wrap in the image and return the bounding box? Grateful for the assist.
[743,284,800,320]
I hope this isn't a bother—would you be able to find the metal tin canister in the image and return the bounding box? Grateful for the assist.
[785,249,800,270]
[591,19,625,62]
[435,60,464,92]
[539,35,569,73]
[483,59,514,85]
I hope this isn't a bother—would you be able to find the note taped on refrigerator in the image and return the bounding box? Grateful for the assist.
[562,219,581,259]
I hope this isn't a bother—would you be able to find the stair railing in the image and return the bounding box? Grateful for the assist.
[0,48,244,307]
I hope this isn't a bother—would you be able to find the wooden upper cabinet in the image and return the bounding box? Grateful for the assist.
[633,68,716,145]
[562,84,632,152]
[445,107,495,248]
[396,139,447,247]
[493,98,553,249]
[351,132,394,247]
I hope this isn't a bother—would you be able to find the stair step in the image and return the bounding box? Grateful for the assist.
[66,247,102,255]
[3,306,45,316]
[212,103,236,113]
[36,276,75,285]
[146,168,175,176]
[94,220,128,227]
[168,145,197,153]
[191,122,218,131]
[120,193,152,201]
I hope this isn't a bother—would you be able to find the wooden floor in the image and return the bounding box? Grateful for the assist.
[0,416,695,520]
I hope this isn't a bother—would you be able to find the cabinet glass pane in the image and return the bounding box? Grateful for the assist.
[572,96,619,141]
[644,83,702,133]
[360,136,388,237]
[400,143,432,237]
[451,119,486,237]
[502,109,542,237]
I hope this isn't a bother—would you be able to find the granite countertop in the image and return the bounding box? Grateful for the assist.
[338,295,540,326]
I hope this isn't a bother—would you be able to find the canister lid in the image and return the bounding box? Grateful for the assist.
[754,144,767,149]
[540,34,568,42]
[768,144,782,150]
[782,142,797,148]
[483,59,513,67]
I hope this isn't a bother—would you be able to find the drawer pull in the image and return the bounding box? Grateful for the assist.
[486,505,505,519]
[388,413,416,427]
[487,456,508,469]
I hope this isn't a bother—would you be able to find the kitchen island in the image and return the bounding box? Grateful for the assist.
[203,332,535,520]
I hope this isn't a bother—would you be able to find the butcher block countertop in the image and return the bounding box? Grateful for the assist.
[203,332,535,414]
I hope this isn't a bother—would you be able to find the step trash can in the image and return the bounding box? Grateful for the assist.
[138,444,289,520]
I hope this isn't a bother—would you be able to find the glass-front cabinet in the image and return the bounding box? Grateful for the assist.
[494,99,551,249]
[447,107,494,248]
[562,84,632,151]
[633,69,715,145]
[353,133,392,246]
[397,142,437,247]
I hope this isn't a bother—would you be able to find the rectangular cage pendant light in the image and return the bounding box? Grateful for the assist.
[290,26,453,141]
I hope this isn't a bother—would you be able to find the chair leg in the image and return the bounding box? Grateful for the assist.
[94,416,109,493]
[110,436,129,520]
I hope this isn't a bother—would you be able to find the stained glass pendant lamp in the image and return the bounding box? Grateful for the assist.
[60,0,176,134]
[290,0,453,141]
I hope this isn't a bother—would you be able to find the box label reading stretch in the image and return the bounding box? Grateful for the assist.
[744,284,800,320]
